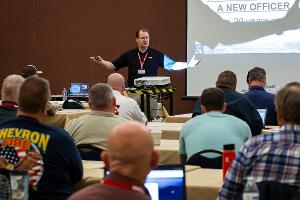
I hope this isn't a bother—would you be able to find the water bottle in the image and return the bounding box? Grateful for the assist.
[222,144,235,179]
[243,177,259,200]
[62,88,68,101]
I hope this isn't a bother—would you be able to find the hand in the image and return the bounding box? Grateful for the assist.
[90,56,103,64]
[0,157,9,169]
[15,152,41,171]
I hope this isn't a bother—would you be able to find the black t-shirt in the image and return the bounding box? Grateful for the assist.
[112,47,164,87]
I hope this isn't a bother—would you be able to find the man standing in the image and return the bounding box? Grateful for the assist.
[244,67,277,125]
[193,70,263,136]
[107,73,147,124]
[0,76,83,199]
[180,88,251,164]
[0,74,25,122]
[65,83,124,151]
[218,82,300,200]
[91,28,165,87]
[68,121,159,200]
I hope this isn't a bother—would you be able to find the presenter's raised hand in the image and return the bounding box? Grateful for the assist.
[90,56,103,64]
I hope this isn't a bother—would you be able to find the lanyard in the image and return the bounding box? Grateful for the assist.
[138,52,148,70]
[102,178,146,195]
[2,102,17,108]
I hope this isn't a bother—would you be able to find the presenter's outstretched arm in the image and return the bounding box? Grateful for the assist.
[90,56,116,71]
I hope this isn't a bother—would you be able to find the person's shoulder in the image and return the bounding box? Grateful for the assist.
[68,182,102,200]
[148,47,164,55]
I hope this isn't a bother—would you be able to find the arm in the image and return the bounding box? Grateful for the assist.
[90,56,116,71]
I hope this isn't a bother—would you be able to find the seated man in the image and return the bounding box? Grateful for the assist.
[193,70,263,136]
[218,82,300,200]
[65,83,124,151]
[68,121,159,200]
[0,76,83,199]
[180,88,251,164]
[244,67,277,125]
[107,73,147,124]
[0,74,25,122]
[20,64,56,116]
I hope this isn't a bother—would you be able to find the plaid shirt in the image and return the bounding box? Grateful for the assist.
[218,124,300,200]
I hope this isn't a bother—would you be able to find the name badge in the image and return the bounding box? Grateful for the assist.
[138,70,145,75]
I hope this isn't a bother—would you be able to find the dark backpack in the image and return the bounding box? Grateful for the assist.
[62,99,84,109]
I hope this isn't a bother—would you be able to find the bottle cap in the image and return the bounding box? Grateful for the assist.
[223,144,235,150]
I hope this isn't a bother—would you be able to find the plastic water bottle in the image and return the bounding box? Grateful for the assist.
[243,177,259,200]
[62,88,68,101]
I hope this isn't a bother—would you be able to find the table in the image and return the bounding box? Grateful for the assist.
[80,160,222,200]
[164,113,192,123]
[148,122,183,140]
[155,139,180,164]
[41,109,90,128]
[186,168,223,200]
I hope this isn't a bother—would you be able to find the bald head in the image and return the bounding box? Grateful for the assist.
[102,121,159,182]
[107,73,125,92]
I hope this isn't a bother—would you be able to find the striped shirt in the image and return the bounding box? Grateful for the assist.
[218,124,300,200]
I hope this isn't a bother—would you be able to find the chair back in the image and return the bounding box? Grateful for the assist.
[187,149,222,169]
[257,181,300,200]
[77,144,103,161]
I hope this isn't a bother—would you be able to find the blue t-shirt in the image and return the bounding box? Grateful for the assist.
[0,116,83,200]
[180,112,252,159]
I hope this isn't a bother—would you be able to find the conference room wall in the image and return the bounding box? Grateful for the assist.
[0,0,195,115]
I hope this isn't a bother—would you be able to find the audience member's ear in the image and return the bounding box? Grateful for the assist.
[222,103,227,113]
[150,150,159,169]
[88,101,92,109]
[201,105,207,113]
[101,151,110,169]
[112,96,117,106]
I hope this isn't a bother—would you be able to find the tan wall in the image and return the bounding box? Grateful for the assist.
[0,0,195,114]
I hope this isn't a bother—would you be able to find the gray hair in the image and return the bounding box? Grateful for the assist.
[89,83,114,108]
[1,74,25,102]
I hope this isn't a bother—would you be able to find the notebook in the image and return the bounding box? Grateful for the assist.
[257,108,267,126]
[104,164,186,200]
[69,83,89,97]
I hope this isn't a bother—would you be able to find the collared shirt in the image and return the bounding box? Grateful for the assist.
[68,172,151,200]
[112,47,164,87]
[65,110,124,150]
[218,124,300,200]
[113,90,147,123]
[244,86,277,125]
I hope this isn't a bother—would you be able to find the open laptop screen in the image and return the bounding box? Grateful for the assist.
[104,164,186,200]
[69,83,89,97]
[257,108,267,126]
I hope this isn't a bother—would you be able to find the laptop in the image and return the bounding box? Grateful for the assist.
[69,83,89,97]
[105,164,186,200]
[257,108,267,126]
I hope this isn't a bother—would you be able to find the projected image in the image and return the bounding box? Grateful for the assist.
[191,0,300,54]
[186,0,300,96]
[202,0,296,23]
[195,29,300,54]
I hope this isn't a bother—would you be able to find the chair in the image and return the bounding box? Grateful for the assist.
[257,181,300,200]
[187,149,222,169]
[77,144,103,161]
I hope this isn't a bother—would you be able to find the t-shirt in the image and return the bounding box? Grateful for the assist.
[0,116,83,200]
[180,112,252,159]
